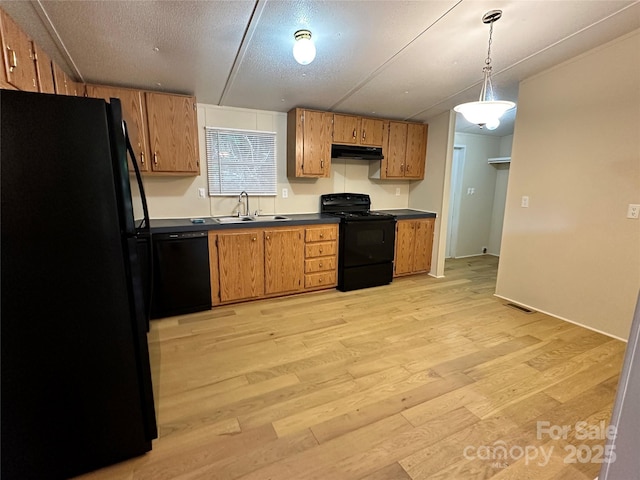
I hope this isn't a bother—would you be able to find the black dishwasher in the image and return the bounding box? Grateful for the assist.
[150,231,211,319]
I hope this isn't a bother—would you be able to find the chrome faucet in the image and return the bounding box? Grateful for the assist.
[239,191,249,217]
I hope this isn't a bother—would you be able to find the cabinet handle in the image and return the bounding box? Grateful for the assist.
[319,233,324,238]
[362,130,366,140]
[400,164,404,172]
[320,159,324,169]
[266,235,270,240]
[140,152,145,165]
[352,129,356,139]
[153,152,158,165]
[7,47,17,72]
[319,248,323,253]
[319,262,323,268]
[252,237,257,241]
[406,165,411,172]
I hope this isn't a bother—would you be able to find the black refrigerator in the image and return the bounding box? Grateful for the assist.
[1,89,157,479]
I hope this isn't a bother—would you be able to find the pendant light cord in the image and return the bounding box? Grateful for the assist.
[479,19,495,102]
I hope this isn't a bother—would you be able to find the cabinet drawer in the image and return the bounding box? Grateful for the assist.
[305,257,336,274]
[305,241,336,258]
[305,271,337,288]
[305,225,337,242]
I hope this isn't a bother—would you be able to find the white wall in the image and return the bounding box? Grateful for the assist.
[140,104,412,218]
[496,30,640,340]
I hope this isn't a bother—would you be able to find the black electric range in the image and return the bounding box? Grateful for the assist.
[320,193,396,291]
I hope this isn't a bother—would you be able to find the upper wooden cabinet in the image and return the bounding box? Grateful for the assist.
[33,43,54,94]
[52,63,84,96]
[287,108,332,178]
[0,9,37,92]
[86,84,150,172]
[88,85,200,175]
[333,113,385,147]
[145,92,200,175]
[372,121,428,180]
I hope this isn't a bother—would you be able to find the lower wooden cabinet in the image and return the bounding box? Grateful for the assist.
[264,228,304,295]
[394,218,435,277]
[216,229,265,303]
[209,223,338,305]
[304,224,338,289]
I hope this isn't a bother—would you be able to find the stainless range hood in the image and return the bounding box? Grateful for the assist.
[331,144,383,160]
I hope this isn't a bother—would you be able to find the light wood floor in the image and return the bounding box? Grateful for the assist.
[78,256,626,480]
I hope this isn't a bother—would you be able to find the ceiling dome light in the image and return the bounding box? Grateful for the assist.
[293,29,316,65]
[454,10,515,128]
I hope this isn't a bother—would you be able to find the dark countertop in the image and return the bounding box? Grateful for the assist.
[149,213,340,234]
[374,209,437,219]
[149,209,435,234]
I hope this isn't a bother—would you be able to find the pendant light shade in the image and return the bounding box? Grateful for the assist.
[293,30,316,65]
[454,10,515,128]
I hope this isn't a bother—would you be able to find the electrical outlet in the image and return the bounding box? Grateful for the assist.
[395,187,401,196]
[282,188,288,198]
[627,204,640,219]
[197,187,205,198]
[521,196,529,208]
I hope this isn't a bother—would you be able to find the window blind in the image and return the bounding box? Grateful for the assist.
[205,127,277,196]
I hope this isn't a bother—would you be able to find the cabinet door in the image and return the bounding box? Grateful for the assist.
[333,113,360,144]
[264,228,304,295]
[0,10,37,91]
[86,85,150,172]
[301,109,331,177]
[385,122,407,178]
[33,43,54,94]
[217,230,264,302]
[394,220,415,276]
[412,218,434,273]
[52,62,69,95]
[360,117,385,146]
[146,92,200,174]
[405,123,428,179]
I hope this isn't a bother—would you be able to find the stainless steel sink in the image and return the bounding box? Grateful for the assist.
[213,215,291,224]
[254,215,291,221]
[213,216,255,224]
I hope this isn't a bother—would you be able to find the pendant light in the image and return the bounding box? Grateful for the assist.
[293,29,316,65]
[454,10,515,130]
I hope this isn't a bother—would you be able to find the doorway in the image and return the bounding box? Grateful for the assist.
[446,146,465,258]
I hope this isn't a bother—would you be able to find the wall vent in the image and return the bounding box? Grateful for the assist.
[505,303,536,314]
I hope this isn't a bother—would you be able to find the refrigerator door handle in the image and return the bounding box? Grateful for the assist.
[123,121,151,233]
[124,122,154,326]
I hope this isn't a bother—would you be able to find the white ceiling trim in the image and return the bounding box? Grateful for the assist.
[218,0,265,106]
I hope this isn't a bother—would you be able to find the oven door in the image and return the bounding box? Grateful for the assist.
[340,218,396,268]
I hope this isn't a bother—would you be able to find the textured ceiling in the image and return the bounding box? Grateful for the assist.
[2,0,639,137]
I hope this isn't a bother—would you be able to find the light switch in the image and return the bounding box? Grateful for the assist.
[395,188,401,196]
[521,196,529,208]
[197,188,205,198]
[627,204,640,219]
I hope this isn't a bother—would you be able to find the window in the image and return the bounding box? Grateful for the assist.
[205,127,277,196]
